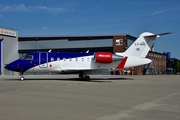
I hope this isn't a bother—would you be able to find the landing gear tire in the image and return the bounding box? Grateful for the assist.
[84,76,90,81]
[19,77,25,81]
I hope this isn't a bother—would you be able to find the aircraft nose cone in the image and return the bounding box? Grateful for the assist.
[4,63,16,71]
[4,64,11,70]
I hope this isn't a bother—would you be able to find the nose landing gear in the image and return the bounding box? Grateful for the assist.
[20,76,25,81]
[19,70,25,81]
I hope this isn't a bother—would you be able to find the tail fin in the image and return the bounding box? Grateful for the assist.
[124,32,171,57]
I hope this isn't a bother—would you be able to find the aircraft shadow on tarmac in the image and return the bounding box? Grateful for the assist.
[3,76,134,82]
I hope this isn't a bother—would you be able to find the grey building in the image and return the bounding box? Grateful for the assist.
[18,35,136,57]
[0,27,18,75]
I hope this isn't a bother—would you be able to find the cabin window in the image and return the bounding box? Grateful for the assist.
[20,55,33,60]
[82,58,84,61]
[51,57,54,61]
[87,58,90,61]
[76,58,78,61]
[57,57,60,61]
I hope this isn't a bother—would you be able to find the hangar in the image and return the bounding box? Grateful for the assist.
[0,27,166,75]
[0,27,18,75]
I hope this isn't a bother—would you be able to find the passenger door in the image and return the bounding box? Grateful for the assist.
[39,52,48,68]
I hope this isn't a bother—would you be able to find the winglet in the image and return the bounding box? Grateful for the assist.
[115,57,128,69]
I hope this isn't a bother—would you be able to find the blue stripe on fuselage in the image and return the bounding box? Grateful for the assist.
[7,52,94,72]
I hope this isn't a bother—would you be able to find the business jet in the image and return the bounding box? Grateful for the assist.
[4,32,171,81]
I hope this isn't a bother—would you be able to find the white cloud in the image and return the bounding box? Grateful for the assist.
[41,26,48,30]
[152,9,171,15]
[152,8,179,15]
[0,4,68,13]
[0,14,5,19]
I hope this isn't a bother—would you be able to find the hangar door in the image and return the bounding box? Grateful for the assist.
[0,40,2,74]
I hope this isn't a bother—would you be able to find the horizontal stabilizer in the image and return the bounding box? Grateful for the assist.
[144,32,172,38]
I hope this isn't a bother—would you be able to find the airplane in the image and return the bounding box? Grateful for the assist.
[4,32,171,81]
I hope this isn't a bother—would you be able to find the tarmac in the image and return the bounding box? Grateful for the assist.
[0,75,180,120]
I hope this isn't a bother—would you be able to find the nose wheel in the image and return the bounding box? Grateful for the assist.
[20,76,25,81]
[19,71,25,81]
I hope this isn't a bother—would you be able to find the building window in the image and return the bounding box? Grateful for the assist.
[116,39,123,46]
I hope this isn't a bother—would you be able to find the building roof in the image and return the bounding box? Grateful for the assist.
[19,34,136,41]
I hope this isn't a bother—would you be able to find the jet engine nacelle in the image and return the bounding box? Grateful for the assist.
[94,52,123,63]
[94,52,112,63]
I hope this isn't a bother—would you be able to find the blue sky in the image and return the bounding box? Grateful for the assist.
[0,0,180,59]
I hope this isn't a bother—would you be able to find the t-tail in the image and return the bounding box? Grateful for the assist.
[116,32,171,68]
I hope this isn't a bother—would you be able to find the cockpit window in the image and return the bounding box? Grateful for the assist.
[20,55,33,60]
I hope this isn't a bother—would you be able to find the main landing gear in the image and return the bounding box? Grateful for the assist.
[79,72,90,81]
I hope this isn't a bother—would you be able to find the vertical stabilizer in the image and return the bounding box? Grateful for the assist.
[124,32,171,58]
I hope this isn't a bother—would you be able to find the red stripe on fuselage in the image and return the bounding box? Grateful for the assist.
[115,57,128,69]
